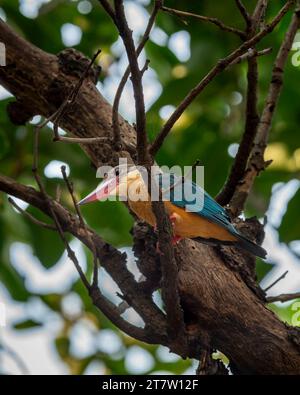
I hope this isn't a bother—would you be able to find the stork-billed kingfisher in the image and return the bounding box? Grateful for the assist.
[78,165,266,259]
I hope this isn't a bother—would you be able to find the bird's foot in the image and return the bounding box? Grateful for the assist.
[169,213,179,227]
[172,235,182,245]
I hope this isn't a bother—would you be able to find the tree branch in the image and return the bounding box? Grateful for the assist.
[235,0,251,26]
[97,0,116,23]
[8,197,56,230]
[264,270,289,292]
[113,0,149,165]
[252,0,269,28]
[161,5,246,39]
[150,0,294,157]
[111,0,162,148]
[267,292,300,303]
[230,5,300,215]
[216,2,268,206]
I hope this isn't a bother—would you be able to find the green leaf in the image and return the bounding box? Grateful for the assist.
[256,259,274,283]
[0,262,30,302]
[26,206,66,268]
[13,319,42,330]
[279,187,300,243]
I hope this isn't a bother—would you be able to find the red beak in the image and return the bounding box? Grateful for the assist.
[78,177,119,205]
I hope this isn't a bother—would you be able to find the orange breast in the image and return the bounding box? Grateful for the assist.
[128,199,236,242]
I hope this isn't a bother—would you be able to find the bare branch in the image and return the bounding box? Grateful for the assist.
[252,0,269,28]
[264,270,289,292]
[33,116,92,290]
[60,165,99,288]
[150,0,294,157]
[112,0,162,148]
[267,292,300,303]
[97,0,116,23]
[216,4,271,206]
[89,287,153,342]
[113,0,149,165]
[162,5,246,39]
[235,0,251,26]
[228,47,272,66]
[8,197,56,230]
[54,135,109,144]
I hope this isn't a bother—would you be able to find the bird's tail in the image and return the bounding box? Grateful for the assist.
[234,233,267,259]
[192,234,267,259]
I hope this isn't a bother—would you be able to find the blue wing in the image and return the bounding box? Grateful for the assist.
[158,173,237,236]
[157,173,267,258]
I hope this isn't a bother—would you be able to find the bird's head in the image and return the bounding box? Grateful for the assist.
[78,165,144,205]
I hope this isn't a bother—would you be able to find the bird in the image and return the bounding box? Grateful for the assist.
[78,165,267,259]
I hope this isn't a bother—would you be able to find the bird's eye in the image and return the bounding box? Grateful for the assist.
[115,169,119,177]
[103,172,108,179]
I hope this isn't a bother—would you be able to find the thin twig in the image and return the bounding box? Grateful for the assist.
[54,136,109,144]
[52,49,101,140]
[111,0,162,148]
[32,122,91,289]
[8,197,56,230]
[252,0,269,28]
[235,0,251,26]
[56,184,61,203]
[35,50,103,145]
[89,287,151,342]
[97,0,116,23]
[60,165,99,287]
[150,0,294,157]
[39,178,90,288]
[141,59,150,76]
[162,5,246,39]
[264,270,289,292]
[267,292,300,303]
[60,165,84,227]
[228,47,272,66]
[111,0,154,164]
[216,2,271,206]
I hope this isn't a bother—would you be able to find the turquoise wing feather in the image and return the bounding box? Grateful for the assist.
[159,173,237,235]
[158,173,267,258]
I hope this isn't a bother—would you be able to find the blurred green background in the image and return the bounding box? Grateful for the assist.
[0,0,300,374]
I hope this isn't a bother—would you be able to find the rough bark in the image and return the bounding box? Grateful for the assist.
[1,19,300,374]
